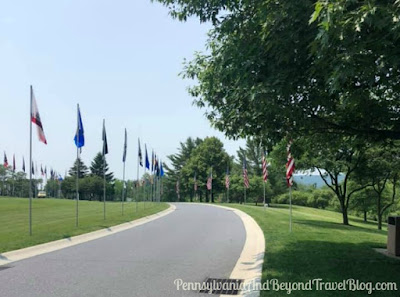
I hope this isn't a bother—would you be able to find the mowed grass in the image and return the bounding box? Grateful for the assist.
[0,197,168,253]
[225,203,400,296]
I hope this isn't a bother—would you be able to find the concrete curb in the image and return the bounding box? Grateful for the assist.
[190,203,265,297]
[0,203,176,266]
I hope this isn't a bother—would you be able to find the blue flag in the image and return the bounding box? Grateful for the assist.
[145,144,150,170]
[74,105,84,149]
[160,161,164,177]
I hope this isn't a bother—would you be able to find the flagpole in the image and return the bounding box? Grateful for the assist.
[136,143,139,212]
[143,167,146,209]
[263,180,266,211]
[76,104,80,227]
[122,159,126,215]
[103,119,106,220]
[29,86,33,236]
[289,186,292,232]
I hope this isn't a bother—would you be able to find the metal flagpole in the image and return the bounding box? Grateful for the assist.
[143,167,146,209]
[122,160,126,215]
[103,152,106,220]
[103,119,106,220]
[263,180,266,211]
[76,104,80,227]
[210,167,213,203]
[289,186,292,232]
[136,147,139,212]
[29,86,33,236]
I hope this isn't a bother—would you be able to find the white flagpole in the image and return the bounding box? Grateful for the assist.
[29,86,33,236]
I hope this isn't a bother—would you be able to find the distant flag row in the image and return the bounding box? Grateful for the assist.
[2,152,62,180]
[194,142,294,191]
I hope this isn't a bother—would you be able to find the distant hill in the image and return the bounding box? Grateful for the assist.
[293,174,344,188]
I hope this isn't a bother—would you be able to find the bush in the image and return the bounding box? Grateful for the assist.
[273,188,334,209]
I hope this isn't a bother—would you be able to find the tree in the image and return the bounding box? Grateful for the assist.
[68,158,89,178]
[354,146,400,229]
[154,0,400,144]
[295,135,371,225]
[90,152,114,182]
[171,137,231,203]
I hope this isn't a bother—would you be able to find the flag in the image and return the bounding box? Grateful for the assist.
[138,139,143,167]
[151,150,154,172]
[206,169,212,190]
[155,157,160,176]
[31,86,47,144]
[176,180,179,194]
[243,157,250,189]
[160,161,164,177]
[41,165,44,176]
[102,119,108,155]
[22,157,25,172]
[45,166,47,177]
[13,154,16,172]
[262,152,269,183]
[122,128,127,162]
[225,167,230,189]
[145,144,150,169]
[286,140,295,187]
[32,162,35,175]
[74,105,84,149]
[3,152,8,168]
[194,172,197,191]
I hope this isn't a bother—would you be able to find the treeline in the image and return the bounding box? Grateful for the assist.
[160,136,400,230]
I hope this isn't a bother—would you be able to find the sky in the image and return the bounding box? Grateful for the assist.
[0,0,246,180]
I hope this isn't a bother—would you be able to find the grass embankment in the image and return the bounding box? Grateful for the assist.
[227,204,400,296]
[0,197,168,253]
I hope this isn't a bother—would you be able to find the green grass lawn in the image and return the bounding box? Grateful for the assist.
[225,203,400,296]
[0,197,168,253]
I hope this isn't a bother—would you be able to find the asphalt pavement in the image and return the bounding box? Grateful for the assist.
[0,203,246,297]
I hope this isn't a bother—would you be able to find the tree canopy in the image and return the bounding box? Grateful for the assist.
[154,0,400,144]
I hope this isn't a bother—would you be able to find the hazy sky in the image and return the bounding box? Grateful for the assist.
[0,0,245,179]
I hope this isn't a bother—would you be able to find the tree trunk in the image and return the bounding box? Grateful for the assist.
[363,210,367,222]
[378,215,382,230]
[211,192,214,203]
[341,201,349,225]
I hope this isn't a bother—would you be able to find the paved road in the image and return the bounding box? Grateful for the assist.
[0,203,246,297]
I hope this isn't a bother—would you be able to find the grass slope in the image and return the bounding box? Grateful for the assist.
[0,197,168,253]
[227,204,400,296]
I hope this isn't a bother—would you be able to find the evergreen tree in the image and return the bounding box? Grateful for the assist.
[68,158,89,178]
[90,152,114,182]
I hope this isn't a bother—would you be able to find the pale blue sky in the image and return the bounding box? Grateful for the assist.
[0,0,245,179]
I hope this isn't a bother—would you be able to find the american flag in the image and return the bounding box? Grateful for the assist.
[262,153,268,182]
[243,157,249,189]
[225,167,230,189]
[206,169,212,190]
[286,140,295,187]
[3,152,8,168]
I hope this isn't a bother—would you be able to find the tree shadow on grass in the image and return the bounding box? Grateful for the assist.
[261,240,400,297]
[296,220,386,237]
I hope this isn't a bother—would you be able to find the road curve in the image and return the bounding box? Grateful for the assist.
[0,203,246,297]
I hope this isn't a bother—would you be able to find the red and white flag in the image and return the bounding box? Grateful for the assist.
[206,169,212,190]
[243,158,250,189]
[31,86,47,144]
[3,152,8,168]
[262,153,268,183]
[286,141,295,187]
[225,167,230,189]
